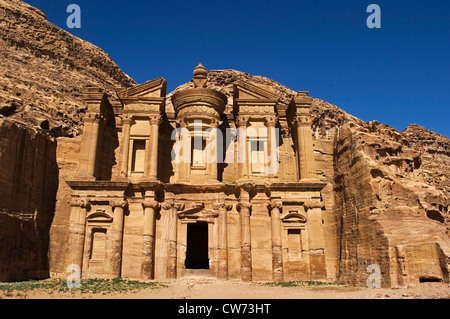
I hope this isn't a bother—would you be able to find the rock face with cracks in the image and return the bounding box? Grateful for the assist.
[0,0,448,286]
[0,0,134,281]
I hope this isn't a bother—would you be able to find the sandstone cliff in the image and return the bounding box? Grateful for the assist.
[0,117,58,281]
[0,0,135,138]
[0,0,134,281]
[0,0,448,286]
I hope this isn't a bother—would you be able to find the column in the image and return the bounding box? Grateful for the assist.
[291,94,316,180]
[295,119,315,179]
[177,120,191,182]
[207,123,220,182]
[79,114,100,177]
[269,201,283,282]
[66,199,90,271]
[237,201,252,281]
[108,200,127,278]
[304,201,325,251]
[237,116,249,179]
[162,201,185,279]
[214,203,232,279]
[141,200,160,279]
[120,116,133,177]
[145,116,161,180]
[265,117,277,176]
[304,201,326,280]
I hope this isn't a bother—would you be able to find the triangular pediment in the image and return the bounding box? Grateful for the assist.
[233,80,281,101]
[117,77,167,99]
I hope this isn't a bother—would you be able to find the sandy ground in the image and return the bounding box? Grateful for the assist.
[5,276,450,300]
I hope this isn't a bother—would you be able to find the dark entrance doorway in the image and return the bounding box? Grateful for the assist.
[185,222,209,269]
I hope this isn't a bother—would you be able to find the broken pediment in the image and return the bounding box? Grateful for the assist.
[233,80,281,117]
[116,77,167,99]
[233,80,281,101]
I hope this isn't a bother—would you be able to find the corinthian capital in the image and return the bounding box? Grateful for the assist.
[162,201,185,211]
[236,116,250,127]
[213,203,233,211]
[265,116,277,127]
[268,201,282,210]
[110,199,128,209]
[121,116,133,126]
[149,115,162,126]
[84,113,100,124]
[237,202,252,213]
[70,198,90,209]
[142,201,160,210]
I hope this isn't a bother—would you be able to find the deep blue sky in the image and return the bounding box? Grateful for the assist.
[23,0,449,137]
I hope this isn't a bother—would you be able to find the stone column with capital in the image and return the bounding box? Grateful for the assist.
[207,121,220,182]
[304,200,327,280]
[295,116,316,180]
[78,114,100,178]
[162,201,185,279]
[145,115,162,180]
[236,116,249,179]
[290,93,316,180]
[120,116,133,177]
[176,120,191,183]
[268,201,284,282]
[237,201,252,281]
[214,203,232,279]
[78,88,107,179]
[265,117,278,176]
[141,200,160,279]
[66,199,90,272]
[108,200,127,278]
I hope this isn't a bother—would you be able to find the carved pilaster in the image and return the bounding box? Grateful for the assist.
[79,113,100,178]
[213,203,232,279]
[66,198,90,273]
[108,199,128,278]
[141,200,160,279]
[268,201,283,282]
[146,115,162,180]
[265,117,278,177]
[174,119,190,182]
[120,116,133,177]
[237,201,252,282]
[162,201,185,279]
[207,125,220,182]
[236,116,250,179]
[288,92,316,180]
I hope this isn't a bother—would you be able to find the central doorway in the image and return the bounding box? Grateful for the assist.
[185,222,209,269]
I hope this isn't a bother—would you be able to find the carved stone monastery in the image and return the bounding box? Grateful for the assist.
[63,64,328,282]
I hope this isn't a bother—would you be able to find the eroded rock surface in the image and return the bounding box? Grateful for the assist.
[0,0,448,286]
[0,0,135,138]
